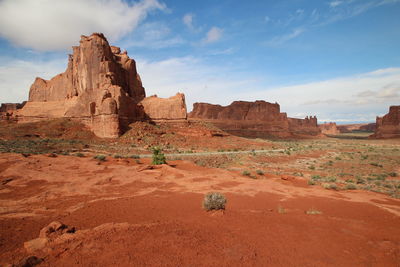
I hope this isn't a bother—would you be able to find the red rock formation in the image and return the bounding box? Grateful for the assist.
[372,106,400,138]
[140,93,187,121]
[0,102,25,121]
[319,122,340,135]
[8,33,187,138]
[189,101,320,138]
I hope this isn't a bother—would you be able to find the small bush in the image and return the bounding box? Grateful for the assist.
[203,192,227,211]
[152,147,166,165]
[309,165,315,170]
[308,180,316,185]
[388,172,397,177]
[346,184,357,190]
[256,170,264,175]
[94,155,106,161]
[114,154,123,159]
[311,175,321,180]
[242,170,251,176]
[130,154,140,159]
[75,152,85,157]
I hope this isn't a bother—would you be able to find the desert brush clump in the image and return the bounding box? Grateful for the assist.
[94,155,106,161]
[203,192,227,211]
[152,146,166,165]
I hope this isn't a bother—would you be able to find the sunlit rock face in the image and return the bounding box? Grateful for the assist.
[189,100,321,138]
[11,33,187,138]
[372,106,400,139]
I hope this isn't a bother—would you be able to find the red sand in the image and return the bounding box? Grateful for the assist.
[1,153,399,266]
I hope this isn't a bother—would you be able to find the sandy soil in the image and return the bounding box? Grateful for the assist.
[1,153,399,266]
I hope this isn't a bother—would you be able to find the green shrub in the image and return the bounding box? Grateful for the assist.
[75,152,85,157]
[311,175,321,180]
[94,155,106,161]
[388,172,397,177]
[256,170,264,175]
[346,184,357,190]
[309,165,315,170]
[308,180,316,185]
[152,147,166,165]
[242,170,251,176]
[130,154,140,159]
[114,154,123,159]
[203,192,227,211]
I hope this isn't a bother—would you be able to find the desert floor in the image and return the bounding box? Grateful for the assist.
[1,120,400,266]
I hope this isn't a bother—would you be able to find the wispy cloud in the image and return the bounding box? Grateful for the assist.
[264,28,305,46]
[119,22,185,49]
[329,1,343,8]
[265,0,399,46]
[202,27,223,44]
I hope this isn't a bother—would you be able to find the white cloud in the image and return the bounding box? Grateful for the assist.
[329,1,343,8]
[0,0,166,51]
[3,53,399,124]
[183,13,194,29]
[137,56,400,123]
[265,28,305,46]
[119,22,185,49]
[202,27,223,44]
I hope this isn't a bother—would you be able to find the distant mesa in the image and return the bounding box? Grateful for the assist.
[372,106,400,139]
[318,122,340,135]
[0,33,186,138]
[188,101,321,138]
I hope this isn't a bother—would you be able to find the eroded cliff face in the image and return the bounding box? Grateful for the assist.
[189,101,320,138]
[372,106,400,138]
[318,122,340,135]
[12,33,187,138]
[140,93,187,121]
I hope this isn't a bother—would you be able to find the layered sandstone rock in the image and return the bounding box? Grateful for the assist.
[140,93,187,121]
[0,102,25,120]
[319,122,340,135]
[10,33,187,137]
[372,106,400,138]
[189,101,320,138]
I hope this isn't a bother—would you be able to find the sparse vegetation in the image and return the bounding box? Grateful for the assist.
[203,192,227,211]
[94,155,106,161]
[152,146,166,165]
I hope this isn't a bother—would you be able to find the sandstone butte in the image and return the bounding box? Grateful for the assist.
[188,101,321,138]
[318,122,340,135]
[0,33,187,138]
[372,105,400,138]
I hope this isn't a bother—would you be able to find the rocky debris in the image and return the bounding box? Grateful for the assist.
[189,100,320,138]
[319,122,340,135]
[5,33,187,138]
[11,256,43,267]
[372,106,400,138]
[24,221,75,253]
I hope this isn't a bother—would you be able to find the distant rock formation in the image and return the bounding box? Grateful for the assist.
[0,102,26,120]
[319,122,340,135]
[337,123,376,133]
[6,33,187,137]
[372,106,400,138]
[140,93,187,121]
[188,101,321,138]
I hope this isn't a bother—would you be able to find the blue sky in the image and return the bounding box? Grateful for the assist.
[0,0,399,123]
